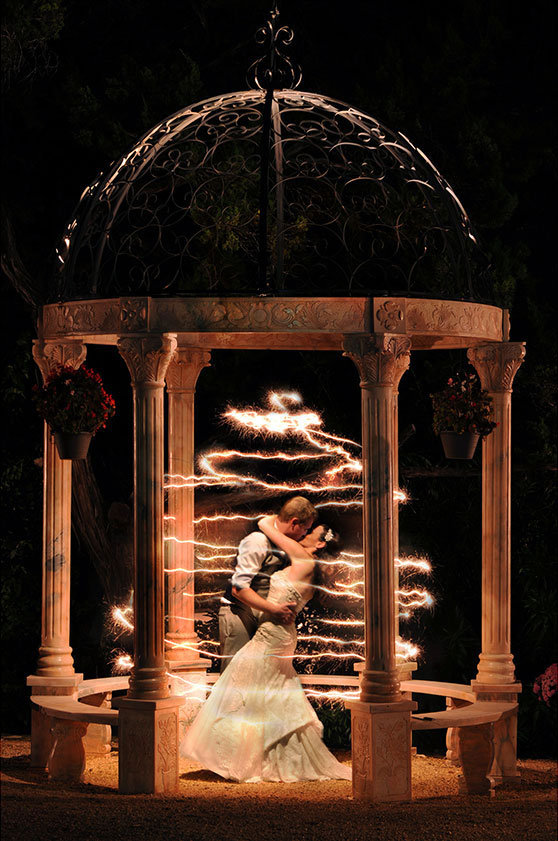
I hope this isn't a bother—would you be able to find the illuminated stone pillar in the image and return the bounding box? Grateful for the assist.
[117,334,183,794]
[27,340,86,768]
[165,348,212,730]
[467,342,525,788]
[165,348,211,667]
[343,334,415,802]
[468,342,525,688]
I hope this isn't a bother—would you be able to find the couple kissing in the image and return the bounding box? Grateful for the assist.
[181,496,351,783]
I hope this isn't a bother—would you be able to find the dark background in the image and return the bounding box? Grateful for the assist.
[1,0,556,754]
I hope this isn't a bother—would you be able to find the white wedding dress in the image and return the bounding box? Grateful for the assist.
[181,568,352,782]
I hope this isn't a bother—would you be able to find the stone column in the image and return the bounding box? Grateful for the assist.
[27,340,87,768]
[343,334,416,802]
[165,348,212,729]
[117,334,184,794]
[165,348,211,666]
[468,341,525,787]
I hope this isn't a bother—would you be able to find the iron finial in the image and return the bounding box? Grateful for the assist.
[247,4,302,91]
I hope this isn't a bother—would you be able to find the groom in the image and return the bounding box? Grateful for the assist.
[218,496,317,671]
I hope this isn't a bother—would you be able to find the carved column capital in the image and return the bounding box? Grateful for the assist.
[165,348,211,393]
[343,334,411,390]
[118,335,177,386]
[32,340,87,384]
[467,343,526,393]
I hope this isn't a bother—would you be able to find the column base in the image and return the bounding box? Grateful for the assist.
[346,699,416,802]
[475,654,517,687]
[27,674,83,768]
[118,695,185,794]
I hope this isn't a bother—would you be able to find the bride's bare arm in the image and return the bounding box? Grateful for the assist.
[258,515,310,559]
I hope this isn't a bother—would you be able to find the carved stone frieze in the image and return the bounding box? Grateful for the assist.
[352,714,371,792]
[32,340,87,383]
[406,299,502,341]
[343,334,411,389]
[155,711,178,791]
[40,296,506,347]
[373,714,410,798]
[118,335,177,386]
[151,297,369,333]
[467,343,526,393]
[165,348,211,392]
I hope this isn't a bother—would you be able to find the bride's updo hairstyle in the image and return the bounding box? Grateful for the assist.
[310,524,342,607]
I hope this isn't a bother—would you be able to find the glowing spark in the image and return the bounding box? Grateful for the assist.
[269,391,302,409]
[165,615,196,622]
[167,468,362,495]
[193,513,266,524]
[315,500,361,509]
[111,390,432,687]
[164,567,233,574]
[316,557,363,569]
[304,688,360,701]
[164,537,237,549]
[396,589,434,608]
[110,652,133,674]
[395,556,432,573]
[320,618,364,626]
[312,584,364,599]
[298,635,364,646]
[112,606,134,630]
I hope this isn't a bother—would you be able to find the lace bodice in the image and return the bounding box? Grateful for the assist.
[265,568,310,615]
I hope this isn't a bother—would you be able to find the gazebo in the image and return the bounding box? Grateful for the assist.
[28,8,525,800]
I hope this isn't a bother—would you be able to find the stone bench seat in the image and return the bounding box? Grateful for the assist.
[30,695,119,726]
[411,700,516,731]
[401,679,475,703]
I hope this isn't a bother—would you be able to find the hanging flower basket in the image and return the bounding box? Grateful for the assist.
[439,430,480,460]
[53,431,92,460]
[431,371,496,461]
[33,364,116,460]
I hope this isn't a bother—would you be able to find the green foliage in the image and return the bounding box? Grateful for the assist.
[519,688,558,758]
[2,0,65,89]
[0,328,43,731]
[314,701,351,750]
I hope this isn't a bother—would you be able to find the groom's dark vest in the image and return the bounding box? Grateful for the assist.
[224,539,289,603]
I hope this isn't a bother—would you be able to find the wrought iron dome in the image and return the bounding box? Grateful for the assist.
[54,10,492,304]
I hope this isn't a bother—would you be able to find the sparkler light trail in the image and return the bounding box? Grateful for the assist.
[110,390,434,707]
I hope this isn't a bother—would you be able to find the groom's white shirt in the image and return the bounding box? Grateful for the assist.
[221,524,277,604]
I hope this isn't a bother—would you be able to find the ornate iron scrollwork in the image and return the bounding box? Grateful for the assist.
[53,13,491,304]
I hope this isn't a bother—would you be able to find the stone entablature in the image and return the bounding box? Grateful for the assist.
[41,296,506,350]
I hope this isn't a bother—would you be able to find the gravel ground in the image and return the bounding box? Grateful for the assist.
[1,737,556,841]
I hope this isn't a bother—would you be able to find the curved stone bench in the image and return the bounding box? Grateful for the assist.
[32,673,517,795]
[30,677,130,782]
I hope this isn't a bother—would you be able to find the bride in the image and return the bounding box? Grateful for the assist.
[181,516,352,782]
